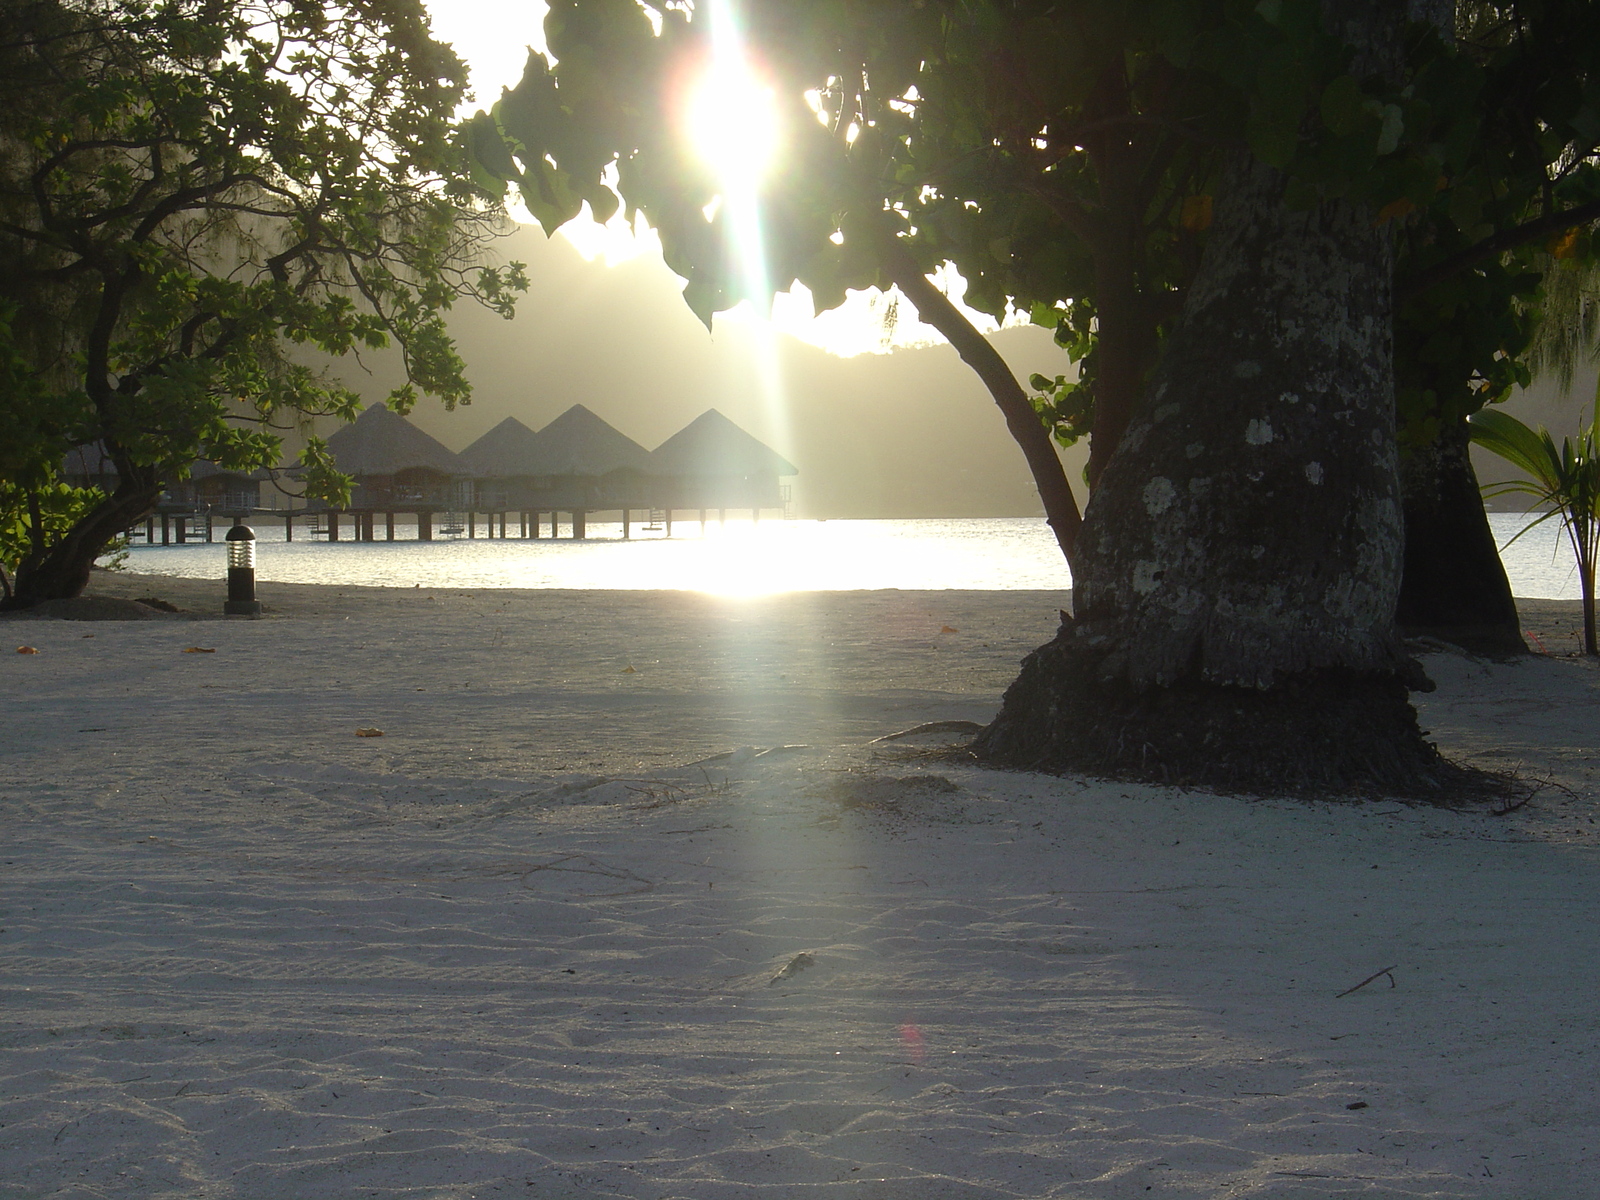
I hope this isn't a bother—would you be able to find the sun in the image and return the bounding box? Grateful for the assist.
[682,48,780,193]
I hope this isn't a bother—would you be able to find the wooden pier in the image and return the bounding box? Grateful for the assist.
[127,504,780,544]
[109,402,799,549]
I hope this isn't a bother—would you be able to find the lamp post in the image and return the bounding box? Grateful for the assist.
[224,523,263,616]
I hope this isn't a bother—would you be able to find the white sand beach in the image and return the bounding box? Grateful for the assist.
[2,574,1596,1199]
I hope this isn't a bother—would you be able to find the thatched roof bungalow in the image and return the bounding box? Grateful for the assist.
[61,443,118,491]
[648,409,797,509]
[321,403,466,510]
[165,461,264,515]
[460,405,653,510]
[62,445,263,514]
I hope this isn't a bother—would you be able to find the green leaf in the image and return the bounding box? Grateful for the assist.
[1320,75,1365,137]
[1468,408,1562,492]
[1375,103,1404,157]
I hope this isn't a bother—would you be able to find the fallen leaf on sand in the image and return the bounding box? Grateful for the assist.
[81,634,94,639]
[355,727,384,737]
[15,646,39,655]
[621,665,636,673]
[940,625,959,634]
[769,952,817,987]
[182,646,216,654]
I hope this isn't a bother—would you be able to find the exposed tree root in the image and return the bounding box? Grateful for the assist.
[973,633,1504,802]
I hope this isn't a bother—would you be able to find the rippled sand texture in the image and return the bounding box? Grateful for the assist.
[2,584,1597,1198]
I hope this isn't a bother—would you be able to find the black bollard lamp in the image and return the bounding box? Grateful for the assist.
[223,523,263,616]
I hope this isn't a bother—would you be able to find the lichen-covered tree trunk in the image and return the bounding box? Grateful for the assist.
[976,141,1446,793]
[1398,416,1525,655]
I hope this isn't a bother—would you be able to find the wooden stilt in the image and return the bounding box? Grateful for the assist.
[468,511,476,539]
[205,512,214,542]
[622,509,630,539]
[328,511,340,541]
[418,511,432,540]
[665,509,673,536]
[573,509,586,539]
[284,513,293,542]
[145,517,155,543]
[386,512,395,540]
[530,511,540,539]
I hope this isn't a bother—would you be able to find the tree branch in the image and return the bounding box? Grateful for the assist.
[1399,196,1600,303]
[863,218,1082,566]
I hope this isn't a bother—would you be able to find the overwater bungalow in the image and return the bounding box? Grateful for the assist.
[63,445,266,544]
[61,442,119,493]
[167,461,263,516]
[648,409,798,518]
[457,416,543,512]
[459,405,654,537]
[314,403,469,540]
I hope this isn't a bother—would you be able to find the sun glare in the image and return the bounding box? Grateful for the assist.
[684,56,780,193]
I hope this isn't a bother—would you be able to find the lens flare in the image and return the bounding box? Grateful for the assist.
[681,0,793,530]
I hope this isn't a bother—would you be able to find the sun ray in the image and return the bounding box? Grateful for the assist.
[681,0,793,524]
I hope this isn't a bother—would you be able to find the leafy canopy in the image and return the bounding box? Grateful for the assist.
[476,2,1572,456]
[0,0,526,517]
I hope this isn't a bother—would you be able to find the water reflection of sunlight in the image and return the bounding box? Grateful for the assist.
[122,513,1577,596]
[117,518,1079,593]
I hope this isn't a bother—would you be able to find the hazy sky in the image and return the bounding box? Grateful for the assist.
[309,0,1080,521]
[331,225,1085,520]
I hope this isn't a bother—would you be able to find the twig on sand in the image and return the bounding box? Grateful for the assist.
[1490,775,1569,817]
[1336,965,1397,998]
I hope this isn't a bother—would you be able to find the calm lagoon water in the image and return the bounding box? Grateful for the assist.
[115,513,1585,599]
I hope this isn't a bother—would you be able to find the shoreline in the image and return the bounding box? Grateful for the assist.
[62,568,1595,656]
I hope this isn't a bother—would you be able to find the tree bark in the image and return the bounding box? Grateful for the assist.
[976,139,1447,794]
[1397,417,1526,655]
[1,477,161,610]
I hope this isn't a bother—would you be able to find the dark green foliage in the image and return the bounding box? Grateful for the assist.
[1471,396,1600,653]
[0,0,526,605]
[476,2,1595,460]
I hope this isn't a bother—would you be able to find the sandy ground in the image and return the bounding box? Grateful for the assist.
[1,574,1596,1199]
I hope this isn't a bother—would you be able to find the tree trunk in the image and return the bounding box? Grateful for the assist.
[1,479,161,610]
[1397,417,1526,655]
[1085,227,1156,491]
[976,139,1447,794]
